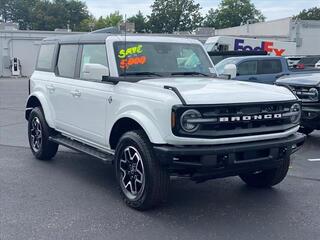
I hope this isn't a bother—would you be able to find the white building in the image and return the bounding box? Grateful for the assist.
[215,17,320,55]
[0,30,80,77]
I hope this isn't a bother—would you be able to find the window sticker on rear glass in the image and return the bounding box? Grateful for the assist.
[118,44,147,70]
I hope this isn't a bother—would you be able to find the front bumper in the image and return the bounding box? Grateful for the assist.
[153,133,305,181]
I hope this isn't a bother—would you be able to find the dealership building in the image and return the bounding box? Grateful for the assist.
[1,17,320,77]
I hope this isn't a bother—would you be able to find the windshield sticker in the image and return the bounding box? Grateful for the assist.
[120,56,147,70]
[118,44,147,70]
[118,44,143,59]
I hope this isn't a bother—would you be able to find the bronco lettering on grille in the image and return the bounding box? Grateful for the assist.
[218,113,282,123]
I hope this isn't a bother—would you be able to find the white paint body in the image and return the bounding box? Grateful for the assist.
[28,36,298,152]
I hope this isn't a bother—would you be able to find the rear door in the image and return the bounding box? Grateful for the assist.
[256,59,283,84]
[50,44,79,134]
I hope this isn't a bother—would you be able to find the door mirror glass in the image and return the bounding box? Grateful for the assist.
[82,63,110,81]
[223,64,237,79]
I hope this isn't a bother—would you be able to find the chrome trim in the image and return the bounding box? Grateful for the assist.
[167,126,300,146]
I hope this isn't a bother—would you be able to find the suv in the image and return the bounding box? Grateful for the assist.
[215,56,319,85]
[277,73,320,135]
[26,34,305,210]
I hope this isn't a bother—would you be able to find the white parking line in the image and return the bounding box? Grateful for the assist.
[308,159,320,162]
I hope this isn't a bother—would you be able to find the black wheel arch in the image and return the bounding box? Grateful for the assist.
[109,118,148,150]
[26,96,43,120]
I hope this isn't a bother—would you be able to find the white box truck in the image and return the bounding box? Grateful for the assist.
[205,36,296,56]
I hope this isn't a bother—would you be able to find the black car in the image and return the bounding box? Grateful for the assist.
[276,73,320,135]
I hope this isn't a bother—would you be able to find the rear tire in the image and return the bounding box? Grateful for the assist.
[28,107,58,160]
[239,156,290,188]
[298,126,314,135]
[114,130,170,210]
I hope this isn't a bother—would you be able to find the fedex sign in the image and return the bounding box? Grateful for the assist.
[234,39,286,56]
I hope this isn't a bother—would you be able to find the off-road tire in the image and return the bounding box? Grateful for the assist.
[239,156,290,188]
[114,130,170,210]
[28,107,58,160]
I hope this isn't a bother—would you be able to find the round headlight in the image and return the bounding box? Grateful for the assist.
[309,88,319,101]
[180,109,202,132]
[290,103,301,124]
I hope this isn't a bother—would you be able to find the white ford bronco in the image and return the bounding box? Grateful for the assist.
[26,34,305,210]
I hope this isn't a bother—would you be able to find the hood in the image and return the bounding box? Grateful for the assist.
[277,73,320,87]
[138,77,296,105]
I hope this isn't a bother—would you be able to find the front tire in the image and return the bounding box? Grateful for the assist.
[115,130,169,210]
[239,156,290,188]
[28,107,58,160]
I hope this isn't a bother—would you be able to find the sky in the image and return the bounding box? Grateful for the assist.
[85,0,319,21]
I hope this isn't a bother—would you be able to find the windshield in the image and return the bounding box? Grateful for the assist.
[215,58,238,75]
[113,42,215,77]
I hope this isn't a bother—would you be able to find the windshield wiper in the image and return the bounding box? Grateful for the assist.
[121,72,163,77]
[170,71,210,77]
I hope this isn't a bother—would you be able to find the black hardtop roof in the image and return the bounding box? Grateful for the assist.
[42,33,113,44]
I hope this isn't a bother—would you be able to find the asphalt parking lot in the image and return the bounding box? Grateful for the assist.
[0,77,320,240]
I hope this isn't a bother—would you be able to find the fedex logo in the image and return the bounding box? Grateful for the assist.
[234,39,285,56]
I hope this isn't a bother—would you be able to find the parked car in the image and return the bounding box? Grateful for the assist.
[208,50,268,65]
[26,34,305,210]
[276,73,320,135]
[294,56,320,70]
[285,56,304,68]
[216,56,320,84]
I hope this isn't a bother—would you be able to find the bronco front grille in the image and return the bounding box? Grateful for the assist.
[173,101,298,138]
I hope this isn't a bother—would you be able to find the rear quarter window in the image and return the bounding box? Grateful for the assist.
[36,44,56,71]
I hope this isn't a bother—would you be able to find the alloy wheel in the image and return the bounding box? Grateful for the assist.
[119,146,146,200]
[30,117,42,152]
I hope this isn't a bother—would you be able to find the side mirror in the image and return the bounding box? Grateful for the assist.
[223,64,237,79]
[82,63,109,81]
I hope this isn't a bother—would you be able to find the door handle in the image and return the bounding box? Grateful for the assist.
[70,89,81,97]
[46,84,55,93]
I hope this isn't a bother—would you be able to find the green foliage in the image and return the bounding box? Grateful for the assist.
[0,0,268,32]
[204,0,265,29]
[0,0,14,23]
[94,11,123,29]
[296,7,320,20]
[127,11,148,33]
[0,0,89,31]
[148,0,203,33]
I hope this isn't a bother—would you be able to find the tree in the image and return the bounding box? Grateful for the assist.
[3,0,90,31]
[127,11,148,33]
[0,0,14,22]
[79,15,96,32]
[296,7,320,20]
[148,0,203,33]
[204,0,265,29]
[94,11,123,30]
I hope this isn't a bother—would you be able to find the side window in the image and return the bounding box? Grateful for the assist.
[57,44,78,78]
[80,44,108,79]
[36,44,55,70]
[258,60,282,74]
[237,61,258,75]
